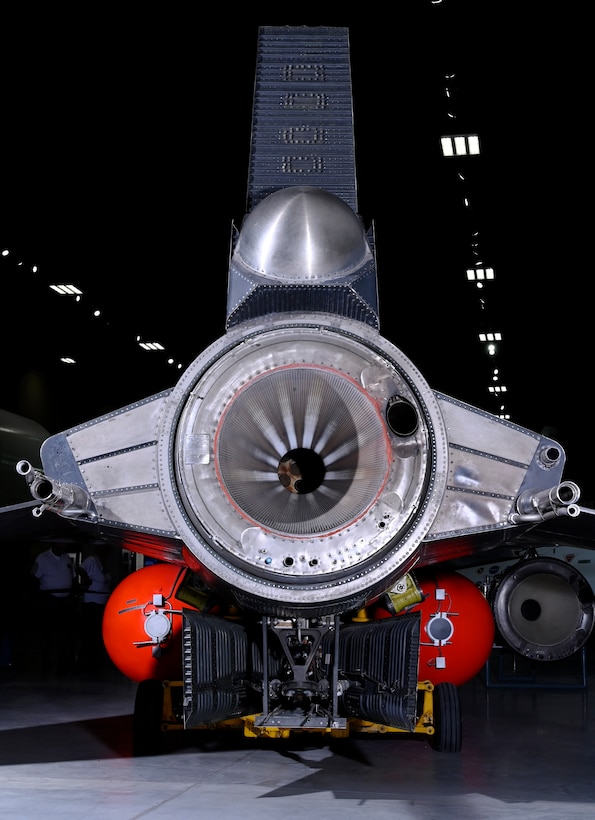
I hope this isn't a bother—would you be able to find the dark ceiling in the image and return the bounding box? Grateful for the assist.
[1,9,591,495]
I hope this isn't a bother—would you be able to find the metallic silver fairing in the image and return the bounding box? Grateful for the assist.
[234,186,372,281]
[21,301,574,617]
[226,188,380,331]
[490,556,595,661]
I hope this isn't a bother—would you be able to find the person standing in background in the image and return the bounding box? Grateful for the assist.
[77,542,113,675]
[30,542,76,676]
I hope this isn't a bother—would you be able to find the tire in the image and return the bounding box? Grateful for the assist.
[133,679,165,756]
[428,682,462,753]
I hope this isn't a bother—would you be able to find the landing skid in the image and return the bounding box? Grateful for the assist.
[132,679,462,755]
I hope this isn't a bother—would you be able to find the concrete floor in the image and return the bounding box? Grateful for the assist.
[1,653,594,820]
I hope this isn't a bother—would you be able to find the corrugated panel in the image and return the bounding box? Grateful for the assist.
[328,614,421,731]
[247,26,357,212]
[183,612,253,726]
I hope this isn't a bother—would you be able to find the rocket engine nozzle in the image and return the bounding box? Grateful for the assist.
[16,460,97,521]
[509,481,581,524]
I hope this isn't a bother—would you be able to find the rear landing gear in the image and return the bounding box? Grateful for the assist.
[131,677,463,753]
[428,682,462,753]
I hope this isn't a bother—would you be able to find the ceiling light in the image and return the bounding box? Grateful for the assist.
[50,284,83,296]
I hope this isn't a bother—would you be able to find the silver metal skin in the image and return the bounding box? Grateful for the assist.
[18,186,580,618]
[234,186,372,281]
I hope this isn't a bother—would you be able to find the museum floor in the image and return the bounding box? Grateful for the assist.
[1,651,594,820]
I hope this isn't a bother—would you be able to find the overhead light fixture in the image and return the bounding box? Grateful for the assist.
[440,135,481,157]
[50,284,83,296]
[467,268,494,281]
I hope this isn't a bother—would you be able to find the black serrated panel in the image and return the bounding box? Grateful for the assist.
[247,26,357,212]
